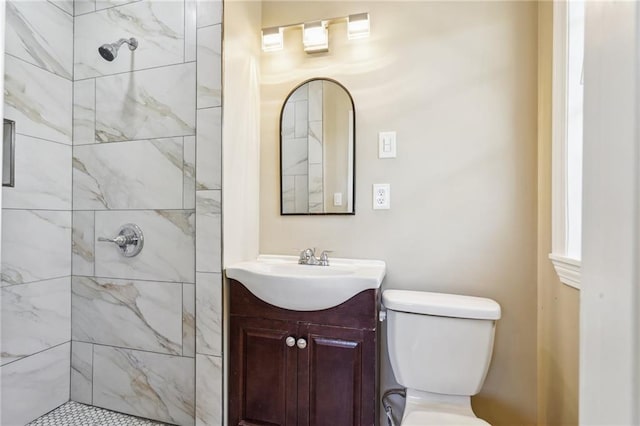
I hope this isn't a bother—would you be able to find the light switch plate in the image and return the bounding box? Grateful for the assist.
[378,131,397,159]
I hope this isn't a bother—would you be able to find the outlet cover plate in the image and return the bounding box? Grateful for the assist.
[373,184,390,210]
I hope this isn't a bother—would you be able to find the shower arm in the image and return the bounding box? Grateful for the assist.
[114,38,138,51]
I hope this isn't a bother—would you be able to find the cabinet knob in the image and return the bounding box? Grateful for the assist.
[286,336,296,347]
[296,338,307,349]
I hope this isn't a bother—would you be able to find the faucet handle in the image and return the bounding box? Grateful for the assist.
[298,248,315,264]
[319,250,332,266]
[298,248,320,265]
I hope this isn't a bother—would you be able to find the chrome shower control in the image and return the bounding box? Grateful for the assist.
[98,223,144,257]
[286,336,296,347]
[296,338,307,349]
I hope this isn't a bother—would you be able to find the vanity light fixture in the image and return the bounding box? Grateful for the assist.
[347,13,370,40]
[261,26,284,52]
[261,12,370,53]
[303,21,329,53]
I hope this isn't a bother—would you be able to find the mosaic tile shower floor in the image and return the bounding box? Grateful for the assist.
[28,402,168,426]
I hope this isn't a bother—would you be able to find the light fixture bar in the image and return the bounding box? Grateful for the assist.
[303,21,329,53]
[261,12,369,53]
[262,26,284,52]
[348,13,370,40]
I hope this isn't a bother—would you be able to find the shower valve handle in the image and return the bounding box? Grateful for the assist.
[98,223,144,257]
[98,235,129,247]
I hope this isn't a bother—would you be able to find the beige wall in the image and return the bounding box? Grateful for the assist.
[260,1,538,424]
[536,3,579,425]
[322,82,351,213]
[223,0,262,268]
[222,0,262,423]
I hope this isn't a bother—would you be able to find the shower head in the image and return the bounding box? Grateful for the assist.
[98,38,138,62]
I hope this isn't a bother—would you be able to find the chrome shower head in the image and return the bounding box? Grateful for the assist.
[98,38,138,62]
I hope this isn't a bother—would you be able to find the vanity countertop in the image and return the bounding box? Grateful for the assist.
[225,254,386,311]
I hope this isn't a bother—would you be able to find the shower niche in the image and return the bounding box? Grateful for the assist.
[2,118,15,187]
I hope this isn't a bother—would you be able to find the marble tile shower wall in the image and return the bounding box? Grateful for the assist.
[1,1,73,425]
[281,81,324,214]
[70,1,222,425]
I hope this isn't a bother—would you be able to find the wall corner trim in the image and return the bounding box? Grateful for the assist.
[549,253,581,290]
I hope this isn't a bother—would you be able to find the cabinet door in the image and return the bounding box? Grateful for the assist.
[229,316,298,426]
[297,324,376,426]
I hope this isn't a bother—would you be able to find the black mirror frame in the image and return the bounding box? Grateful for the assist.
[279,78,356,216]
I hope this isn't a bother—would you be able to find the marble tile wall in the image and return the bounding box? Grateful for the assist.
[93,209,195,282]
[71,341,93,405]
[92,346,195,425]
[94,63,196,142]
[72,276,183,355]
[3,134,72,210]
[281,82,325,214]
[1,1,223,424]
[195,191,221,273]
[307,81,324,212]
[195,354,223,425]
[282,175,296,213]
[74,0,184,79]
[195,272,222,357]
[1,278,71,365]
[182,284,196,357]
[1,343,71,426]
[195,107,221,191]
[4,54,72,145]
[196,24,222,109]
[74,138,185,209]
[2,210,72,285]
[5,1,73,79]
[69,0,223,425]
[281,117,309,214]
[1,1,73,424]
[194,6,223,423]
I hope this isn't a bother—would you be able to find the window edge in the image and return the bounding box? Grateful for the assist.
[549,253,581,290]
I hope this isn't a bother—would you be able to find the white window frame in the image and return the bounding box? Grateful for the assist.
[549,0,582,290]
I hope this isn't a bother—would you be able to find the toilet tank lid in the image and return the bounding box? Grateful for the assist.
[382,290,501,320]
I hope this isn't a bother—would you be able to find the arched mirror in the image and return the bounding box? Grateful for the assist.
[280,78,355,215]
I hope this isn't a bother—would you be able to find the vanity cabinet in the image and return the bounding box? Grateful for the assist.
[229,280,379,426]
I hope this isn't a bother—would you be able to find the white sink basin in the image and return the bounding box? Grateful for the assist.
[225,255,386,311]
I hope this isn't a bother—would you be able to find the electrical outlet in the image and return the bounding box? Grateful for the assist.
[373,184,390,210]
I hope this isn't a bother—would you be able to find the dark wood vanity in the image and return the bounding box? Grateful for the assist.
[229,279,379,426]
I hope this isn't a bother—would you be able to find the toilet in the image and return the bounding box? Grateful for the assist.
[382,290,501,425]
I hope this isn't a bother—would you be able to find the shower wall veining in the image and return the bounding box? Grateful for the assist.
[1,1,73,424]
[1,0,223,425]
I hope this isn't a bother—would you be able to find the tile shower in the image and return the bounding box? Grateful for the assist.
[1,0,223,424]
[281,81,325,214]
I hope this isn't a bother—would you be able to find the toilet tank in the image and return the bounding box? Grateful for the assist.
[383,290,501,396]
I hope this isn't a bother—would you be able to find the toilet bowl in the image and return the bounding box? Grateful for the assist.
[383,290,501,426]
[401,390,489,426]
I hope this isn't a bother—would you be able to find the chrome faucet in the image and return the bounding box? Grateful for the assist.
[298,248,331,266]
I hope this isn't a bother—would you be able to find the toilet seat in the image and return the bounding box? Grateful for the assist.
[402,411,490,426]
